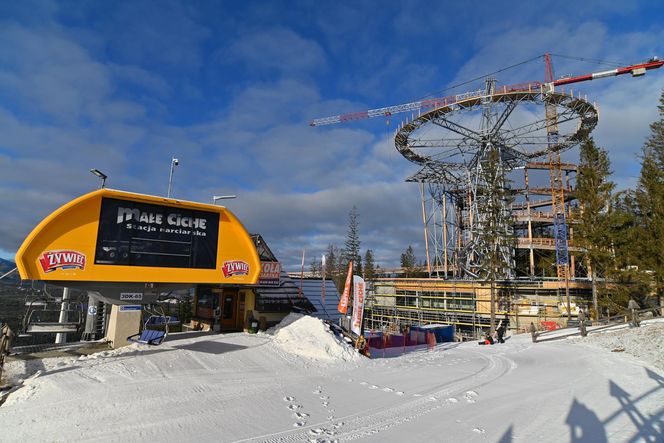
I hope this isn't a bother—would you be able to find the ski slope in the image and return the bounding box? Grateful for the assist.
[1,315,663,442]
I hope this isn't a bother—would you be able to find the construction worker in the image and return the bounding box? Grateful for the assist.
[628,298,640,327]
[578,309,588,337]
[496,321,506,343]
[528,322,537,343]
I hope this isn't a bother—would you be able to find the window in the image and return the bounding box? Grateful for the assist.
[196,286,218,319]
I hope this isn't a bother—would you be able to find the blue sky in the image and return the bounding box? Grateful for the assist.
[1,0,663,270]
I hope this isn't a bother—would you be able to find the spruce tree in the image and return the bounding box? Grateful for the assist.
[363,249,376,281]
[400,245,417,277]
[343,206,362,276]
[574,137,615,318]
[474,147,516,332]
[325,243,341,291]
[635,89,664,310]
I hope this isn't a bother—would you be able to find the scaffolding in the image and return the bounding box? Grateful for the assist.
[367,278,592,340]
[396,81,597,281]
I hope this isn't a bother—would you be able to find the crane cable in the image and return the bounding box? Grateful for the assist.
[416,55,544,101]
[417,53,632,102]
[548,53,627,68]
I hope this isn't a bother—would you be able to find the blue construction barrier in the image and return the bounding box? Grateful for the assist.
[363,325,455,359]
[410,324,455,343]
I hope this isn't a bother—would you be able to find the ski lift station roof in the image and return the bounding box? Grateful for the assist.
[253,273,340,322]
[297,278,341,323]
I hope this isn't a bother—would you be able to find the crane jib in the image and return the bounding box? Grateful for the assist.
[310,58,663,126]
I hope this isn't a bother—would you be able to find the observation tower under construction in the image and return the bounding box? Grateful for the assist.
[312,54,664,338]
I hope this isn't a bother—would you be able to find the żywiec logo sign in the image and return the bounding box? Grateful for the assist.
[222,260,249,278]
[39,250,86,273]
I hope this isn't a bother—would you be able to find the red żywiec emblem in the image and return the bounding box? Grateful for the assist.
[39,250,86,273]
[222,260,249,278]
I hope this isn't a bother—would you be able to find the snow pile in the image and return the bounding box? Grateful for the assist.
[268,313,360,362]
[2,343,146,387]
[568,319,664,371]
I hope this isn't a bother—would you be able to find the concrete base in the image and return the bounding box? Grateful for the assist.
[105,305,142,348]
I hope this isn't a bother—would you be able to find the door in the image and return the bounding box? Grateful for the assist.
[220,290,238,330]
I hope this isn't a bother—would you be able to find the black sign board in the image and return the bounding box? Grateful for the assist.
[95,197,219,269]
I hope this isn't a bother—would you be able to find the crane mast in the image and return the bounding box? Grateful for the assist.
[544,53,572,320]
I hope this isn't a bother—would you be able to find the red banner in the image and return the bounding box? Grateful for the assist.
[338,261,353,314]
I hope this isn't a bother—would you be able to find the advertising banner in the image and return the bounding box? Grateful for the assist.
[350,275,365,336]
[95,197,220,269]
[338,261,353,314]
[258,261,281,286]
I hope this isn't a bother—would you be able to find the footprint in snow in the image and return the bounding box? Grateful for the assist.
[382,387,394,392]
[293,422,306,427]
[322,401,329,407]
[309,428,324,436]
[295,412,310,419]
[447,397,459,404]
[359,381,368,386]
[283,396,295,402]
[472,428,486,434]
[368,385,378,390]
[312,386,322,394]
[464,391,479,403]
[288,404,303,410]
[396,391,405,396]
[320,395,329,400]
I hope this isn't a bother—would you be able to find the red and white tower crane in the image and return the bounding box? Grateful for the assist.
[310,56,663,127]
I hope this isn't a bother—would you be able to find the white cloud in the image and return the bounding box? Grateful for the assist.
[223,27,327,75]
[225,182,424,270]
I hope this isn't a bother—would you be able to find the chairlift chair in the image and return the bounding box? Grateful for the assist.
[20,283,83,336]
[127,305,174,346]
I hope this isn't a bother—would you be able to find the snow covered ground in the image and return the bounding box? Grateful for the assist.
[1,314,663,442]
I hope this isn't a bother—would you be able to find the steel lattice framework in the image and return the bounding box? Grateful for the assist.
[396,80,598,279]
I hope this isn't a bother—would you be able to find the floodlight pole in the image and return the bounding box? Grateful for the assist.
[167,157,179,198]
[90,169,107,189]
[212,195,237,205]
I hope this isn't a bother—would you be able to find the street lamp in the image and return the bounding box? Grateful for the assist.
[212,195,237,204]
[167,157,179,198]
[90,168,107,189]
